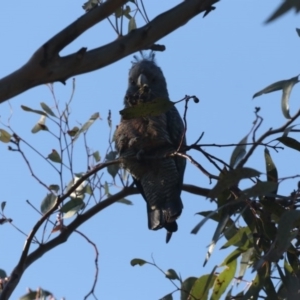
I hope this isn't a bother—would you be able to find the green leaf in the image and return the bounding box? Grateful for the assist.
[264,148,278,199]
[181,277,197,300]
[106,151,119,178]
[130,258,147,266]
[209,168,261,198]
[117,198,133,205]
[82,0,98,12]
[128,16,137,32]
[40,193,57,214]
[197,211,234,226]
[0,129,11,143]
[253,75,300,119]
[104,182,109,195]
[67,126,80,137]
[204,214,230,266]
[229,134,248,168]
[160,294,173,300]
[120,97,174,119]
[221,227,251,250]
[19,288,52,300]
[189,272,215,299]
[60,198,84,218]
[0,269,7,278]
[241,181,279,199]
[48,184,60,193]
[238,247,254,281]
[1,201,6,212]
[73,112,100,141]
[93,150,101,162]
[40,102,56,117]
[165,269,180,281]
[31,115,48,133]
[265,0,300,23]
[211,258,237,300]
[47,149,62,163]
[82,184,93,195]
[21,105,47,116]
[277,136,300,152]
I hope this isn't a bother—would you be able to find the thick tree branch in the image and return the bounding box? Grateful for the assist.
[0,0,219,103]
[0,182,208,299]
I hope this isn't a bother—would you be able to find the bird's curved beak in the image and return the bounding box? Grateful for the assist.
[137,73,148,87]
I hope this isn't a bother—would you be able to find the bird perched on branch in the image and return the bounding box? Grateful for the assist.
[115,54,186,242]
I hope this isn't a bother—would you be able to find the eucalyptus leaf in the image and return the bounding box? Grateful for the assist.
[130,258,147,266]
[40,193,57,214]
[128,17,137,32]
[40,102,56,117]
[229,134,248,168]
[21,105,47,116]
[0,129,11,143]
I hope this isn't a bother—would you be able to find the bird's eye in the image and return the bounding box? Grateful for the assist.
[130,78,136,85]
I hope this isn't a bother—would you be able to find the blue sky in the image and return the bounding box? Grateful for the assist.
[0,1,300,299]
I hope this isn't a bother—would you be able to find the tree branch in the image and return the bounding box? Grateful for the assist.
[0,181,209,299]
[0,0,219,103]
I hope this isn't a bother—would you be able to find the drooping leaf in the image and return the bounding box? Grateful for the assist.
[277,136,300,152]
[204,214,230,266]
[128,17,137,32]
[19,288,52,300]
[67,126,79,137]
[0,129,11,143]
[21,105,47,116]
[106,151,119,178]
[47,149,62,163]
[243,272,264,299]
[241,181,279,199]
[117,198,133,205]
[60,198,84,218]
[221,227,251,250]
[253,75,299,119]
[165,269,180,281]
[93,150,101,162]
[197,211,234,226]
[104,181,109,195]
[230,134,248,168]
[66,176,86,199]
[209,168,261,198]
[189,272,216,300]
[73,112,100,141]
[40,102,56,117]
[40,193,57,214]
[264,148,278,200]
[1,201,6,212]
[211,258,237,300]
[82,184,93,195]
[120,97,174,119]
[130,258,147,266]
[48,184,60,193]
[82,0,98,12]
[180,277,197,300]
[265,0,300,23]
[31,115,48,133]
[160,293,173,300]
[237,247,254,282]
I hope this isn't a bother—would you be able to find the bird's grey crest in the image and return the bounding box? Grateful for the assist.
[115,55,186,242]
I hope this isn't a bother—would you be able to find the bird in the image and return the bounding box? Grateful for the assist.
[114,54,186,242]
